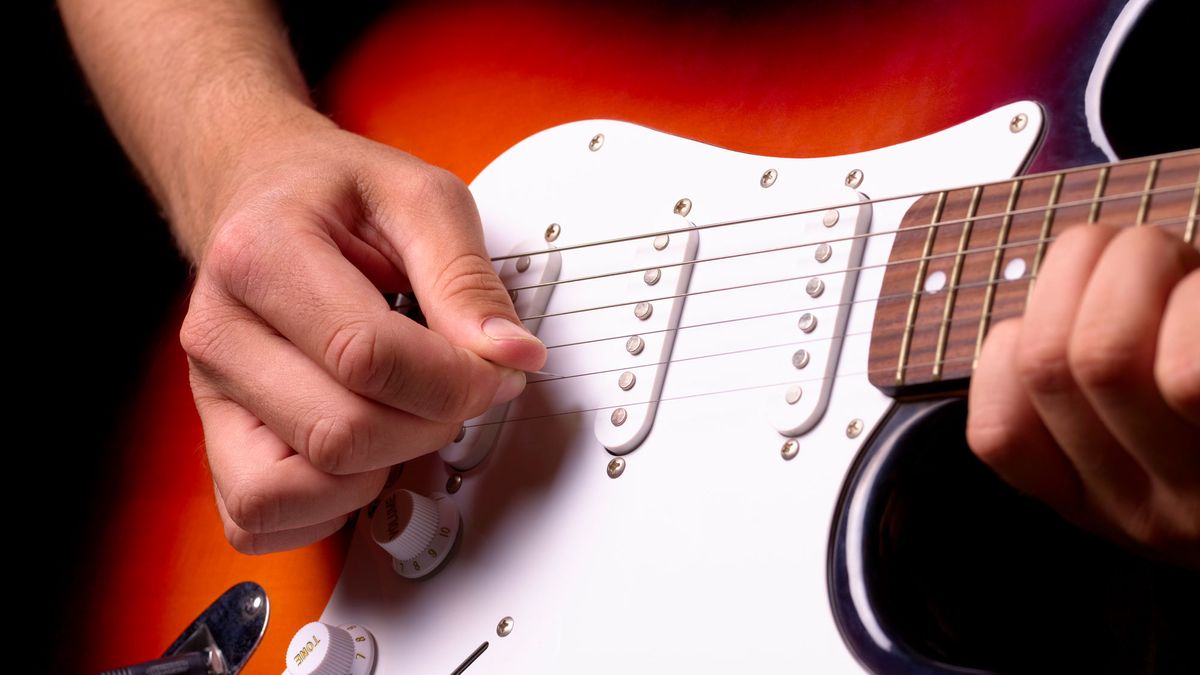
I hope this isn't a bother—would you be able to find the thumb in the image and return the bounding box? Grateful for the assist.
[378,165,548,373]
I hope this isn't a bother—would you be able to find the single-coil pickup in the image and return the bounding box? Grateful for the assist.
[439,241,561,471]
[595,221,699,455]
[767,195,871,436]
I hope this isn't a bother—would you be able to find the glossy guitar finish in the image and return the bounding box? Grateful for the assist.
[79,0,1196,673]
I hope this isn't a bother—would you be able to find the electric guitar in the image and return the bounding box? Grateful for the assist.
[83,0,1198,673]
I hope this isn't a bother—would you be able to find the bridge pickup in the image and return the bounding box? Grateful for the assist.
[595,218,699,455]
[439,241,562,471]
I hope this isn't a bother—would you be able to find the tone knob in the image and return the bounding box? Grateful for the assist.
[284,622,376,675]
[371,489,462,578]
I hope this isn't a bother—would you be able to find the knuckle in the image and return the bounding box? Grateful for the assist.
[1156,357,1200,416]
[965,413,1022,469]
[1016,337,1073,395]
[1067,330,1138,392]
[324,319,397,396]
[434,252,511,310]
[204,218,270,299]
[224,521,264,556]
[410,166,473,210]
[179,304,237,368]
[304,411,368,475]
[224,479,280,534]
[1125,499,1200,559]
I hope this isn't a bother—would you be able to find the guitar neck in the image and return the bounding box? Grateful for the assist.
[868,148,1200,394]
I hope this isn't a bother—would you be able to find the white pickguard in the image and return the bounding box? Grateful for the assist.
[321,103,1042,673]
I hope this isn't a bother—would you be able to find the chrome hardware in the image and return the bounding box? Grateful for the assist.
[626,335,646,355]
[791,349,810,369]
[611,408,628,426]
[618,371,636,391]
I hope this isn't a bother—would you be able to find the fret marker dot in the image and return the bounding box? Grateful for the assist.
[924,270,947,294]
[1003,257,1027,281]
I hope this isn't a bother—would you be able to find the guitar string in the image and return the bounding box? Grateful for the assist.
[520,213,1191,346]
[464,325,1020,431]
[531,269,1040,363]
[524,273,1040,387]
[513,204,1195,324]
[503,182,1195,296]
[463,207,1185,425]
[489,148,1200,263]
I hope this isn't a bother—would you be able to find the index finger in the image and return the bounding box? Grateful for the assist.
[203,212,520,423]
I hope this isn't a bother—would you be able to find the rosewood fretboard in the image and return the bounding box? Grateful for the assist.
[867,149,1200,395]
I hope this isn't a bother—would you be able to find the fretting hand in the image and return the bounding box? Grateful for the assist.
[969,224,1200,567]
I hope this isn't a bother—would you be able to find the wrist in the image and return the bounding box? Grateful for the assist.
[163,92,337,262]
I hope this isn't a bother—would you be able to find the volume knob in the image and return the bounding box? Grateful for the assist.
[284,622,376,675]
[371,489,462,578]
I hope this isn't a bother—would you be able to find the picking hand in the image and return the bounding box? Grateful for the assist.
[181,122,547,553]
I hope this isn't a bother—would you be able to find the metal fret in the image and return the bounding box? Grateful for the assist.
[1088,166,1109,223]
[933,186,983,380]
[974,180,1022,367]
[895,191,947,385]
[1136,159,1160,225]
[1188,169,1199,245]
[1028,173,1065,301]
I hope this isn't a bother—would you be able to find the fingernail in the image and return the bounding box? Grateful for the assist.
[482,316,540,343]
[491,368,527,406]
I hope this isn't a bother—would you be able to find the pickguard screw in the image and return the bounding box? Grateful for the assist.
[846,418,864,438]
[1009,113,1028,133]
[446,474,463,494]
[545,223,561,242]
[845,169,864,189]
[607,457,626,478]
[497,616,515,637]
[781,439,799,461]
[674,198,693,217]
[589,133,605,151]
[761,168,778,188]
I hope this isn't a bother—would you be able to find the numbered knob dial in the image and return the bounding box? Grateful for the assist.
[371,489,462,578]
[284,622,376,675]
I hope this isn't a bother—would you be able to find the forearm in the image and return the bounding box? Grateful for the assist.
[59,0,332,261]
